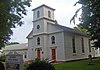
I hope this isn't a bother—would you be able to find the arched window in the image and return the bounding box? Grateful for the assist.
[37,37,40,45]
[37,11,40,18]
[51,36,55,44]
[48,11,51,18]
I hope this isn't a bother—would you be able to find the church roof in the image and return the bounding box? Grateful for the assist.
[26,29,33,39]
[3,43,28,51]
[32,4,55,11]
[26,23,87,39]
[50,23,87,36]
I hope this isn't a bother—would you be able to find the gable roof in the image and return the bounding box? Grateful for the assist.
[27,23,87,39]
[32,4,55,11]
[26,29,33,39]
[49,23,87,36]
[3,43,28,51]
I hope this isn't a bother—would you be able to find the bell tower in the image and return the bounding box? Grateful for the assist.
[31,5,56,59]
[32,4,55,22]
[32,4,56,33]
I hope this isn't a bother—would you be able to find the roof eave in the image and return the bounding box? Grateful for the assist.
[32,4,55,11]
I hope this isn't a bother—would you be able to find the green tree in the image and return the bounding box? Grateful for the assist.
[0,62,5,70]
[71,0,100,47]
[74,24,90,35]
[0,0,31,47]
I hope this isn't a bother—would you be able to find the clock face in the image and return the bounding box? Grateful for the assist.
[37,25,40,29]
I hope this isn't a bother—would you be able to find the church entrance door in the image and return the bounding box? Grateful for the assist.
[37,48,41,60]
[52,48,56,61]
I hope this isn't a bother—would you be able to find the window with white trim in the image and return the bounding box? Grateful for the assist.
[37,11,40,18]
[37,37,40,45]
[24,52,27,58]
[48,11,51,18]
[72,36,76,53]
[37,25,40,29]
[81,38,85,53]
[51,36,55,44]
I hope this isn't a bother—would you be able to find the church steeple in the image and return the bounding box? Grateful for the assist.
[32,4,55,22]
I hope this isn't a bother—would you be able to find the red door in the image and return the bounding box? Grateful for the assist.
[52,49,56,61]
[37,48,40,59]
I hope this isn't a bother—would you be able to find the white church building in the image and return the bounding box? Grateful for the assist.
[27,4,91,62]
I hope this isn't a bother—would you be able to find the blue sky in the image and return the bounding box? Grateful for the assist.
[10,0,81,43]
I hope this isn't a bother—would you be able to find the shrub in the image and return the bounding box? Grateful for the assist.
[27,60,55,70]
[0,54,6,62]
[0,62,5,70]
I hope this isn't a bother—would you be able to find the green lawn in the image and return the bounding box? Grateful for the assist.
[55,58,100,70]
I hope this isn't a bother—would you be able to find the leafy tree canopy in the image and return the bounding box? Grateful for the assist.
[71,0,100,47]
[74,24,90,35]
[0,0,31,47]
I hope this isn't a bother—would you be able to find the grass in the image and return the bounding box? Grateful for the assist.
[24,58,100,70]
[55,58,100,70]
